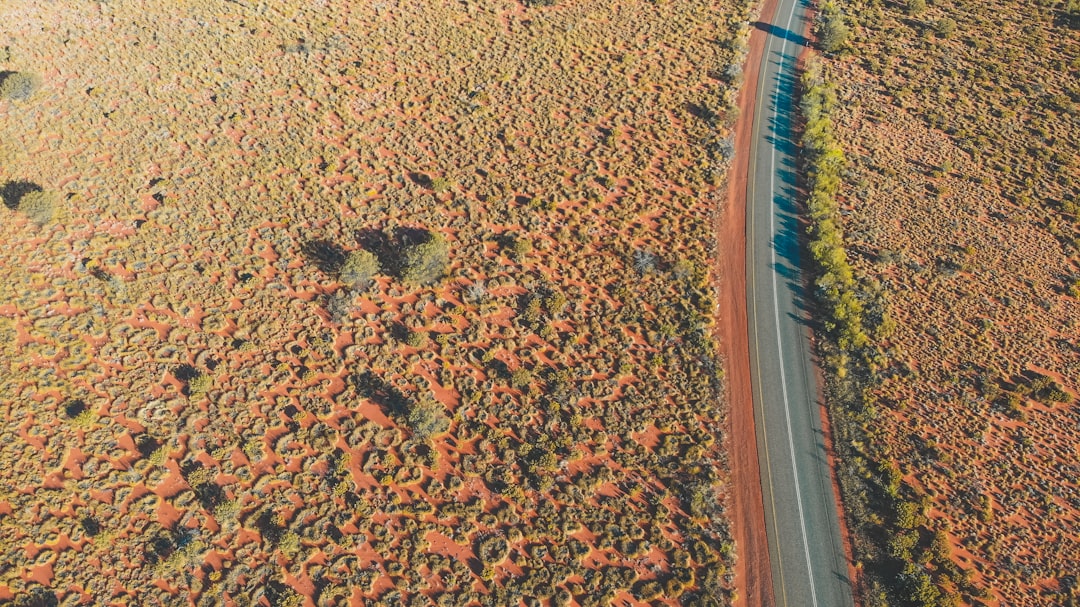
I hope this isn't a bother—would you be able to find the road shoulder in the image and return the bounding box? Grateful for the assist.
[716,0,780,604]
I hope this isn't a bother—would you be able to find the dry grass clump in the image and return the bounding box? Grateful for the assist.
[815,0,1080,605]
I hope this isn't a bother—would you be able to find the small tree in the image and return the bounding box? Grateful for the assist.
[339,249,380,288]
[401,232,449,285]
[905,0,926,16]
[0,71,39,101]
[16,190,56,225]
[819,3,850,53]
[935,18,957,38]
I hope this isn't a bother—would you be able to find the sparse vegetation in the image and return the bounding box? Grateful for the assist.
[813,0,1080,604]
[0,0,747,604]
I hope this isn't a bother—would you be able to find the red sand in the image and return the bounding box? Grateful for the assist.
[717,0,778,604]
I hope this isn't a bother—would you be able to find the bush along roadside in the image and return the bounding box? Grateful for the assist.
[800,49,963,607]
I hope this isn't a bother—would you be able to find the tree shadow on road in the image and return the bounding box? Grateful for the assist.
[753,21,810,47]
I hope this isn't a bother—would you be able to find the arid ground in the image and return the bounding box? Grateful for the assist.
[819,0,1080,605]
[0,0,760,605]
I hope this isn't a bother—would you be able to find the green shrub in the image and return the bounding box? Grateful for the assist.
[511,236,533,260]
[430,177,450,193]
[187,371,212,395]
[818,2,851,53]
[0,71,38,101]
[63,399,98,428]
[16,190,56,225]
[402,232,449,285]
[407,399,450,441]
[405,329,426,348]
[800,57,869,351]
[935,18,957,38]
[905,0,926,15]
[339,249,380,287]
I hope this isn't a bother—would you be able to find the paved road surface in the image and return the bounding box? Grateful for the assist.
[744,0,855,605]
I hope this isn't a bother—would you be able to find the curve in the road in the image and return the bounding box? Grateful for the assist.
[744,0,855,605]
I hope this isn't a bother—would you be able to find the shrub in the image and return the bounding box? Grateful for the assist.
[405,329,426,348]
[632,249,659,275]
[407,399,450,441]
[476,534,510,564]
[510,366,533,389]
[633,581,663,601]
[800,57,870,351]
[339,249,380,287]
[401,232,450,285]
[187,371,212,395]
[896,500,923,529]
[905,0,926,15]
[818,2,851,53]
[935,18,957,38]
[511,236,533,260]
[16,190,56,225]
[0,71,38,101]
[63,399,98,428]
[430,177,450,193]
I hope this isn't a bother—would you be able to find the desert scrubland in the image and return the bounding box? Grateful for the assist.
[0,0,757,605]
[809,1,1080,605]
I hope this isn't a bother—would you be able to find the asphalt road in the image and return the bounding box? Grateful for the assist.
[744,0,855,605]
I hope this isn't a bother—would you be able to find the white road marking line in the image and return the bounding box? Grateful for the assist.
[764,1,819,605]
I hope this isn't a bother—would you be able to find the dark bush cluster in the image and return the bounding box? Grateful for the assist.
[2,181,56,225]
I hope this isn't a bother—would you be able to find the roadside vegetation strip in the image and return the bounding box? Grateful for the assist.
[800,27,961,607]
[800,55,868,359]
[804,0,1080,605]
